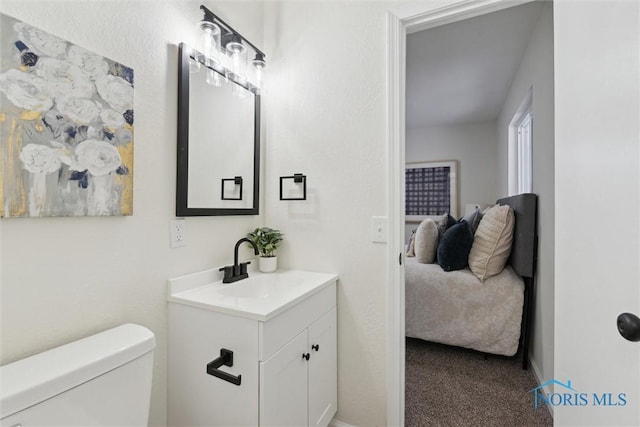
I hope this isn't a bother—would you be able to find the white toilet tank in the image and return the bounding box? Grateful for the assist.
[0,323,155,427]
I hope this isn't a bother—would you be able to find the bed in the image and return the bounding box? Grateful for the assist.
[405,193,537,368]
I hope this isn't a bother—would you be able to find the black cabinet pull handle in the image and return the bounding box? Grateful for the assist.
[312,344,319,351]
[302,353,310,361]
[617,313,640,342]
[206,348,242,386]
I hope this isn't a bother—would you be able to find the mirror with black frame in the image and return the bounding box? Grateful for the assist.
[176,42,260,216]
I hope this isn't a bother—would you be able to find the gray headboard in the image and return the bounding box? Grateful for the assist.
[496,193,538,279]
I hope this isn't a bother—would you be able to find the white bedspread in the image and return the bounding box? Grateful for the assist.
[405,258,524,356]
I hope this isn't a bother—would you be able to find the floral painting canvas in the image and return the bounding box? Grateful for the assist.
[0,14,133,217]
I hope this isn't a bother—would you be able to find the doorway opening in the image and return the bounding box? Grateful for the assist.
[387,1,555,425]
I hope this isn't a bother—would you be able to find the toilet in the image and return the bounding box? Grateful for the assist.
[0,323,155,426]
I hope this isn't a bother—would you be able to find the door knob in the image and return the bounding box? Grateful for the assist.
[312,344,319,351]
[302,353,310,361]
[617,313,640,342]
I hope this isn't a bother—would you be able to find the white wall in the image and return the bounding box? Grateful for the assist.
[554,1,639,425]
[0,2,263,426]
[496,1,554,395]
[405,121,499,240]
[407,122,500,210]
[262,2,390,425]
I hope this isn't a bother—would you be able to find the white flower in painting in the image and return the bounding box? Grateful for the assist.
[95,74,132,113]
[56,96,100,125]
[75,139,121,176]
[67,45,109,81]
[19,144,61,174]
[14,22,67,58]
[35,58,95,99]
[0,69,53,111]
[84,126,100,140]
[100,109,125,128]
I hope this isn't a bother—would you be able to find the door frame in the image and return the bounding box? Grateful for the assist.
[385,1,537,425]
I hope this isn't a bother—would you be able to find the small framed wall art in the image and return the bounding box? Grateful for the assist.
[405,160,458,222]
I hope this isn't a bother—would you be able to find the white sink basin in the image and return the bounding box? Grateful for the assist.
[216,276,292,299]
[217,280,274,298]
[167,269,338,321]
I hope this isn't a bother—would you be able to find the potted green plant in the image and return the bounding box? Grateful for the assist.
[248,227,284,272]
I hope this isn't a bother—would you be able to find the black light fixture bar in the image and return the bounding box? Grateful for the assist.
[200,5,266,59]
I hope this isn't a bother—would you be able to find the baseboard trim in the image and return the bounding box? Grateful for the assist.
[529,355,554,418]
[330,419,357,427]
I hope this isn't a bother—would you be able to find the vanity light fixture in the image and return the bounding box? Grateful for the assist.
[279,174,307,201]
[198,5,266,94]
[225,33,247,83]
[198,20,220,66]
[197,19,222,87]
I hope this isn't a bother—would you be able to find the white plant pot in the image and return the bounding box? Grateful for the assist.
[258,256,277,273]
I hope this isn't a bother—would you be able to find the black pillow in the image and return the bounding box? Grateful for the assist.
[437,220,474,272]
[437,213,458,239]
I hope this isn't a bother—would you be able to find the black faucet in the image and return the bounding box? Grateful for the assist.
[219,238,259,283]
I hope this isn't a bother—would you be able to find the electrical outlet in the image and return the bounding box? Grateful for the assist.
[170,219,186,248]
[371,216,388,243]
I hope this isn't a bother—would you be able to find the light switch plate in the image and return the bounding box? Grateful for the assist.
[371,216,388,243]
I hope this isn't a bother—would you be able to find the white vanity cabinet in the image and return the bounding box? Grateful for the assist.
[168,269,337,427]
[260,307,337,427]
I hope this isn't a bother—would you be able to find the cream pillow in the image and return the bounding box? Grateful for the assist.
[414,218,439,264]
[468,205,515,281]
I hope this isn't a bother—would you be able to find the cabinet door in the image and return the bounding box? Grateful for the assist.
[308,307,337,427]
[169,304,259,427]
[260,330,308,427]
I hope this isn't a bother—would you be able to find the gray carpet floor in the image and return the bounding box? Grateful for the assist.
[405,338,553,427]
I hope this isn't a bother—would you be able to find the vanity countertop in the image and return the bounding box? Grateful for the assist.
[167,269,338,321]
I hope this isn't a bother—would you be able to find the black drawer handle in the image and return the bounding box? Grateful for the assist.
[206,348,242,386]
